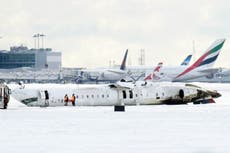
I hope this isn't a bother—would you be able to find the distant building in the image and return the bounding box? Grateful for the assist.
[0,45,62,70]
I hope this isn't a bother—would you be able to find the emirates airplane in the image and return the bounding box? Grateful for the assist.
[143,39,226,82]
[10,80,221,107]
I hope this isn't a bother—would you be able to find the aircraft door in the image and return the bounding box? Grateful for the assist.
[118,89,136,105]
[0,84,10,109]
[39,90,49,106]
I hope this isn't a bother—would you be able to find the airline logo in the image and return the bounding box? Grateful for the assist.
[144,62,163,81]
[175,39,225,79]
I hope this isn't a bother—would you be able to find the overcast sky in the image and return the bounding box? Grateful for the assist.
[0,0,230,68]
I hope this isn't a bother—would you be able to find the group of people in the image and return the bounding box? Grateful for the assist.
[64,94,76,106]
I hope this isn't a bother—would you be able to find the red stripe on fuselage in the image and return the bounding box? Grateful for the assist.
[175,51,209,79]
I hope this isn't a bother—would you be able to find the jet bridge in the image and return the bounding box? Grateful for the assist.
[0,84,10,109]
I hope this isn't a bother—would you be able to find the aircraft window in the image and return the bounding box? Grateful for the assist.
[162,93,164,96]
[107,94,109,98]
[82,95,84,98]
[97,95,99,98]
[76,95,78,99]
[136,94,138,97]
[102,94,104,98]
[122,90,126,99]
[61,99,63,103]
[87,95,89,98]
[156,93,158,97]
[129,90,133,99]
[92,95,94,98]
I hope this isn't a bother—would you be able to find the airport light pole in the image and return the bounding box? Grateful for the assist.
[40,34,45,49]
[33,34,37,49]
[37,33,40,49]
[33,33,46,49]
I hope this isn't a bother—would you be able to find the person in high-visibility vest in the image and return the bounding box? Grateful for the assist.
[71,94,76,106]
[64,94,68,106]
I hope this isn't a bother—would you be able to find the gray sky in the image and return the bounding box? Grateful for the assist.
[0,0,230,68]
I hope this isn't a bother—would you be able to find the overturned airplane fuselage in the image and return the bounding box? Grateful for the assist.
[10,81,221,107]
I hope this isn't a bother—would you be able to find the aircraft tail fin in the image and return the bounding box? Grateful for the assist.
[120,49,128,70]
[181,54,192,66]
[144,62,163,81]
[195,39,225,68]
[175,39,225,79]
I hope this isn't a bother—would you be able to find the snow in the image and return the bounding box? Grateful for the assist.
[1,83,230,153]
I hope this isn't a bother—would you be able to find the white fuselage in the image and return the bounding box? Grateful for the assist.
[10,81,200,107]
[127,65,209,82]
[79,68,128,82]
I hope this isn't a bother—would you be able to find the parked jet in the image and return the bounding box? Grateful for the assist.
[77,49,129,83]
[10,80,221,107]
[141,39,225,82]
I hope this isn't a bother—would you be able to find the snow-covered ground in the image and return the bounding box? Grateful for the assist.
[1,83,230,153]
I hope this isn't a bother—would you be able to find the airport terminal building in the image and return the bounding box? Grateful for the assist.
[0,45,62,70]
[0,45,82,83]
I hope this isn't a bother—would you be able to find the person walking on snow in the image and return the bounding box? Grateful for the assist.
[64,94,68,106]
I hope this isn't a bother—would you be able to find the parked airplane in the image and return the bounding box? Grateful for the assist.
[10,80,221,107]
[142,39,225,82]
[77,49,129,83]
